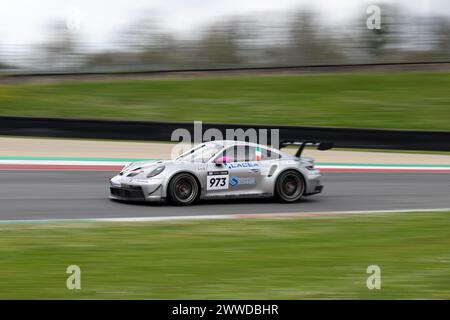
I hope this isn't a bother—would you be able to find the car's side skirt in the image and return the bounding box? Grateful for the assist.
[201,192,273,200]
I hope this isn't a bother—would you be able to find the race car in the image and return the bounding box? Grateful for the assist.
[109,140,333,205]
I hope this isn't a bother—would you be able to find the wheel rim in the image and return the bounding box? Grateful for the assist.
[280,173,303,199]
[173,176,197,203]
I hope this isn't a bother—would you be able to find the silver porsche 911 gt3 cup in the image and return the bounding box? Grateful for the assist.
[109,140,332,205]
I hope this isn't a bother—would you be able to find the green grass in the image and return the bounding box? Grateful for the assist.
[1,72,450,131]
[0,211,449,299]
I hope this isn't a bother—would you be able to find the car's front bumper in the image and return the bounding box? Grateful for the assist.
[109,176,165,202]
[110,185,146,200]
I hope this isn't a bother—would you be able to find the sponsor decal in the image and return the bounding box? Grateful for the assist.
[207,171,229,190]
[229,176,239,186]
[229,176,256,186]
[226,162,259,169]
[207,170,229,176]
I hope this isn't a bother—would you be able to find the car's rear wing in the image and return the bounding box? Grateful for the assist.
[280,141,334,158]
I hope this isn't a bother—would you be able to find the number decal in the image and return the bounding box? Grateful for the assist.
[207,172,229,190]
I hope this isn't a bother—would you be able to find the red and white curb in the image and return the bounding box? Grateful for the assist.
[1,208,449,224]
[0,159,450,172]
[0,160,126,171]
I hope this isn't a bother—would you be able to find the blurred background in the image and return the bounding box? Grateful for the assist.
[1,0,449,73]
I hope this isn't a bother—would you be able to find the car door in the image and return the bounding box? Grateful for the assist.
[206,145,262,197]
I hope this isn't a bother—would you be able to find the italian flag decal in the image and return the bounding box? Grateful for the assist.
[255,146,262,161]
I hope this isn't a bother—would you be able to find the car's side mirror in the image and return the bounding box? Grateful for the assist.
[214,156,230,166]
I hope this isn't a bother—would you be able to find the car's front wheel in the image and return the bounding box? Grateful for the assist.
[275,170,305,203]
[168,173,199,206]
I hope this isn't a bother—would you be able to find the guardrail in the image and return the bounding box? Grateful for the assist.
[1,61,450,83]
[1,116,449,151]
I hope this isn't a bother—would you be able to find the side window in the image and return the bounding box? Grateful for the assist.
[260,148,280,160]
[244,146,257,162]
[220,146,256,162]
[220,146,237,162]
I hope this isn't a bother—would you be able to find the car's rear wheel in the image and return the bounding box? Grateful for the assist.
[168,173,199,206]
[275,170,305,203]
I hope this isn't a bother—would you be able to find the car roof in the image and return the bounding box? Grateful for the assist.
[205,140,295,159]
[203,140,264,148]
[183,140,294,160]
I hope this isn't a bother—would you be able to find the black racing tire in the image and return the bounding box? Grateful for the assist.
[168,173,199,206]
[274,170,305,203]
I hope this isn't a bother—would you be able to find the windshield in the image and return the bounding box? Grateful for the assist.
[175,143,223,163]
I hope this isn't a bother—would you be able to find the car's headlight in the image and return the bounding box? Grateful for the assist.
[127,172,140,177]
[147,166,165,178]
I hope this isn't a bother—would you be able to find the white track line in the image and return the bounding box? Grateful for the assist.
[1,208,449,224]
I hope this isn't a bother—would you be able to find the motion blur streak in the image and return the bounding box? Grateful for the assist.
[1,1,450,72]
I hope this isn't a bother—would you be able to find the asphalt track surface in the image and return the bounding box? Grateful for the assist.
[0,170,449,221]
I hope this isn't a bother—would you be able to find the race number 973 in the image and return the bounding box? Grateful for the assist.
[207,171,229,190]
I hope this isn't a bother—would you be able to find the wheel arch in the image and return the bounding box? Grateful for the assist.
[166,170,202,200]
[273,167,307,196]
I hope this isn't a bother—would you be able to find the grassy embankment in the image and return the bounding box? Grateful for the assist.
[0,72,449,131]
[0,211,449,299]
